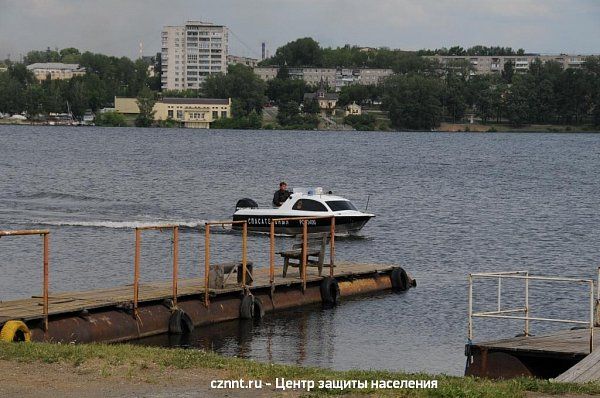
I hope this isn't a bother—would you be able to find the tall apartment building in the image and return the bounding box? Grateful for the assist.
[161,21,228,91]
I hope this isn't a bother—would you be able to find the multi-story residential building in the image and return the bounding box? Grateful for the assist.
[26,63,86,81]
[115,96,231,129]
[227,55,259,68]
[253,67,393,91]
[428,54,591,75]
[161,20,229,91]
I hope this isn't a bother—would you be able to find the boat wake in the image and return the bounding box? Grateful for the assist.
[335,234,373,241]
[16,191,112,202]
[25,219,210,230]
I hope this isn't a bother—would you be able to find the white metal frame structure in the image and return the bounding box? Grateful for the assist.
[468,270,596,353]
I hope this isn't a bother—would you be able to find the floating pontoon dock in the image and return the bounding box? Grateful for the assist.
[465,271,599,380]
[0,218,414,344]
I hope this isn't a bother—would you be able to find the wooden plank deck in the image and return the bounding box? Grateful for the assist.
[555,347,600,382]
[474,327,598,357]
[0,262,393,323]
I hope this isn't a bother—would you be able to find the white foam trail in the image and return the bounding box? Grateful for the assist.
[32,219,210,229]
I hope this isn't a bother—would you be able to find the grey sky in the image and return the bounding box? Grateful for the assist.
[1,0,599,61]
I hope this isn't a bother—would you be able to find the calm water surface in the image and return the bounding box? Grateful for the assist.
[1,125,600,375]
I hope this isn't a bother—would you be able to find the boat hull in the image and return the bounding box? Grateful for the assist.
[232,214,372,235]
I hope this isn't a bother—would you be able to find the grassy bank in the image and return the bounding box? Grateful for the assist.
[1,342,600,397]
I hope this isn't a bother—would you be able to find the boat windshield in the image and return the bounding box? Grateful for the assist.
[292,199,328,212]
[326,200,358,211]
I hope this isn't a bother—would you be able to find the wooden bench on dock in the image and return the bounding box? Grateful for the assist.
[278,233,328,277]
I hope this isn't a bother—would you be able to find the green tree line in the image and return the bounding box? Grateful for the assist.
[2,43,599,131]
[259,38,438,73]
[0,49,158,117]
[259,40,528,72]
[417,45,526,56]
[379,57,600,130]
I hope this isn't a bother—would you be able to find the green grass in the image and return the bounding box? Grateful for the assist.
[1,342,600,397]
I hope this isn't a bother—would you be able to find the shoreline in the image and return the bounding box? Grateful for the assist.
[1,342,600,397]
[1,119,599,133]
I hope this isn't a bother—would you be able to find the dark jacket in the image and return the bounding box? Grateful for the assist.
[273,189,291,207]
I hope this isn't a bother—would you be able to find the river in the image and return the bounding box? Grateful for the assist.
[1,125,599,375]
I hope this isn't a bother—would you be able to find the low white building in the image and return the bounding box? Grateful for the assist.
[345,102,362,116]
[227,55,258,68]
[26,63,86,81]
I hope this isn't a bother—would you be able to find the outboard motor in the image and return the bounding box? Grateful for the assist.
[236,198,258,210]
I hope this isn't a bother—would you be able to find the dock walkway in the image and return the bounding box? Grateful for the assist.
[473,328,598,357]
[0,262,393,325]
[467,329,599,379]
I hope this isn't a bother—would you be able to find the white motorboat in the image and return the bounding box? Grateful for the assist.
[232,187,374,235]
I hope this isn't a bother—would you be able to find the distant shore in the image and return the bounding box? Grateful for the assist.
[437,122,600,133]
[1,118,599,133]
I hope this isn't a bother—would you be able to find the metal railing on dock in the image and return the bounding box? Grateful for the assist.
[203,220,248,307]
[1,218,338,328]
[0,229,50,331]
[132,225,181,317]
[468,271,596,353]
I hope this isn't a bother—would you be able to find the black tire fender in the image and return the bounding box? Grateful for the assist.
[320,277,340,306]
[240,295,264,320]
[390,267,410,292]
[169,308,194,335]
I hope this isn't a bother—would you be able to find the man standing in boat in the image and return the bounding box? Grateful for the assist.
[273,181,291,207]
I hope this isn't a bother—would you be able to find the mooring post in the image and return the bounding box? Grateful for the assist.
[204,224,210,307]
[497,277,502,312]
[269,221,275,294]
[590,280,595,353]
[525,272,530,336]
[302,220,308,292]
[242,222,248,288]
[172,226,179,306]
[329,217,335,278]
[468,274,473,341]
[43,232,49,333]
[596,267,600,301]
[133,228,141,318]
[596,267,600,327]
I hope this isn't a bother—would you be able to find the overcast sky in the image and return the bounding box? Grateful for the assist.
[1,0,599,61]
